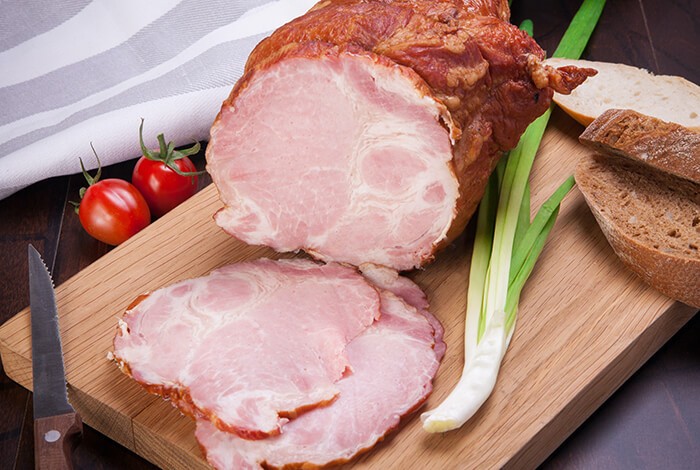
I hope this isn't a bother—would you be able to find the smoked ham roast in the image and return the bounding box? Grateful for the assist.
[206,0,595,270]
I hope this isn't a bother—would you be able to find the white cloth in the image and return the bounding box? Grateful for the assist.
[0,0,317,199]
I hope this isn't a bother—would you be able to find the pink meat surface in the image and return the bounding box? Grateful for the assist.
[112,258,381,439]
[207,45,458,271]
[196,290,444,469]
[360,263,446,361]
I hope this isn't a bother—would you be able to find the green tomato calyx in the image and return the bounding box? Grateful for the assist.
[138,118,205,177]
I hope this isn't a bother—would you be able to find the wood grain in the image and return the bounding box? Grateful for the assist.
[1,110,695,469]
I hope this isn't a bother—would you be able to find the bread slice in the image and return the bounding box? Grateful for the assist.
[579,109,700,184]
[575,153,700,308]
[544,58,700,130]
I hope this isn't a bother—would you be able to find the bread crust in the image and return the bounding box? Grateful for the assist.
[575,153,700,308]
[580,109,700,185]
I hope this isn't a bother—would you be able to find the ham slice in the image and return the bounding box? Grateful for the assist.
[360,263,446,361]
[196,289,444,469]
[112,259,381,439]
[206,0,595,270]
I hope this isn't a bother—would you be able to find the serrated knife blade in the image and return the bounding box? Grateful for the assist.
[28,244,82,470]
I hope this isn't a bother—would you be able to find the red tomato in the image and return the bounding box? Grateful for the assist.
[132,157,198,218]
[133,119,203,217]
[78,179,151,246]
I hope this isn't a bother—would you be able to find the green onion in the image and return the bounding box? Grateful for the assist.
[519,19,534,37]
[552,0,606,59]
[421,0,606,433]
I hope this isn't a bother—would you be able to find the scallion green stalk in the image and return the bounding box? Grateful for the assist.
[421,0,606,433]
[519,19,534,37]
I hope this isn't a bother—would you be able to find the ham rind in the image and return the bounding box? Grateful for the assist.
[196,290,444,470]
[207,44,459,271]
[112,258,381,439]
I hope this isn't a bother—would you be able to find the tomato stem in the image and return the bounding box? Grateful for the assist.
[138,118,205,177]
[69,200,80,214]
[79,143,103,186]
[71,142,105,212]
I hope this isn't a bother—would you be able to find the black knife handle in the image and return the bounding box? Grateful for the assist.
[34,412,83,470]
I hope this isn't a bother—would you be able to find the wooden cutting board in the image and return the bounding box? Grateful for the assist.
[0,108,695,470]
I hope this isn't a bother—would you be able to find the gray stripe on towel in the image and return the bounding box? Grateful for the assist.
[0,33,264,158]
[0,0,264,125]
[0,0,90,52]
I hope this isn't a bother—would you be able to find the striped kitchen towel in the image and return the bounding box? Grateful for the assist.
[0,0,316,199]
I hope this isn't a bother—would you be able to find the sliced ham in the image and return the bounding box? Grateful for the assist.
[196,289,444,470]
[112,258,381,439]
[206,0,595,270]
[360,263,446,361]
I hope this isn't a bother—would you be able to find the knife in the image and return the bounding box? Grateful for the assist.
[28,244,83,470]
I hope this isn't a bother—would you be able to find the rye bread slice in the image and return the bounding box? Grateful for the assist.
[579,109,700,184]
[575,153,700,308]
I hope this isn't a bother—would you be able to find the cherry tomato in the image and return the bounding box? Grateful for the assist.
[132,156,198,218]
[79,179,151,245]
[132,119,203,218]
[72,145,151,245]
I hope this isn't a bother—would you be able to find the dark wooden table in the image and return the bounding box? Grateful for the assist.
[1,1,698,468]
